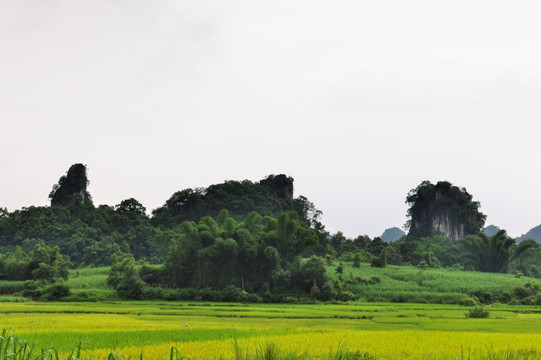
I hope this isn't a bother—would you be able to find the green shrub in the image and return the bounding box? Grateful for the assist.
[177,287,198,300]
[108,257,145,299]
[466,306,490,318]
[513,286,531,300]
[140,265,163,286]
[371,251,387,268]
[40,282,70,301]
[337,290,357,302]
[319,281,336,301]
[116,274,145,300]
[221,285,243,302]
[21,280,42,298]
[198,287,220,301]
[244,293,262,303]
[143,286,164,300]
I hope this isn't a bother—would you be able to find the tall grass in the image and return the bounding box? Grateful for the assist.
[0,281,25,295]
[0,296,28,303]
[2,329,539,360]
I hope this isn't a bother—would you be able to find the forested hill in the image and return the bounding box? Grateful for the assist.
[151,174,320,228]
[0,165,325,267]
[517,225,541,243]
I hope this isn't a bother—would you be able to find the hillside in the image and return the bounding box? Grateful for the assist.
[381,227,405,242]
[517,224,541,243]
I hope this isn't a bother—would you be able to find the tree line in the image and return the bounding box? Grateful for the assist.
[2,164,541,302]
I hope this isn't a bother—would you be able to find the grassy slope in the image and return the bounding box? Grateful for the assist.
[329,263,541,304]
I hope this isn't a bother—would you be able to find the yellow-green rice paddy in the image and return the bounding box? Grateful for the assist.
[2,301,541,359]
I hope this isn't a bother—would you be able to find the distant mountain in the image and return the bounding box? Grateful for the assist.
[517,224,541,243]
[381,227,405,242]
[483,225,501,237]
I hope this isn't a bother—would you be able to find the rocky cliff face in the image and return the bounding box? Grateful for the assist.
[49,163,91,206]
[407,181,485,242]
[428,210,466,242]
[410,209,468,242]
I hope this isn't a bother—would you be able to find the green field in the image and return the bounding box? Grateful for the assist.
[2,301,541,359]
[2,265,541,358]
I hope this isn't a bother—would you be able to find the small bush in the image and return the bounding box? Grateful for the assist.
[337,290,357,302]
[371,251,387,268]
[198,287,220,301]
[513,286,531,300]
[221,285,243,302]
[244,293,262,303]
[143,286,164,300]
[177,287,198,300]
[466,306,490,319]
[40,282,70,301]
[21,280,42,298]
[283,296,298,303]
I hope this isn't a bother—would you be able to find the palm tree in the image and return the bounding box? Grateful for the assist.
[459,230,514,273]
[509,239,539,276]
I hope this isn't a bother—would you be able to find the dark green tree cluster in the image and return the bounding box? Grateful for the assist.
[382,229,538,277]
[151,175,300,228]
[107,256,145,300]
[330,231,389,266]
[1,166,326,272]
[152,209,320,293]
[0,244,70,282]
[0,243,72,300]
[0,200,164,267]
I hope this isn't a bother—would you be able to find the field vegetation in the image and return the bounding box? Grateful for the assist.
[52,263,541,306]
[2,301,541,359]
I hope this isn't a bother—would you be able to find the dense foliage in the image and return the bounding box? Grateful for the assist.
[143,210,336,296]
[151,174,298,228]
[3,167,541,303]
[0,200,163,267]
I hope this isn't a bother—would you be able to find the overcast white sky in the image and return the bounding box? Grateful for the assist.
[1,0,540,238]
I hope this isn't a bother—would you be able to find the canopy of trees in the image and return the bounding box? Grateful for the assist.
[151,175,301,228]
[150,210,322,293]
[0,166,326,270]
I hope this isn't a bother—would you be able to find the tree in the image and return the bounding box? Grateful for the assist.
[28,244,71,282]
[108,256,145,299]
[459,230,514,273]
[115,198,146,216]
[331,232,347,253]
[509,239,540,277]
[371,250,387,268]
[302,256,327,290]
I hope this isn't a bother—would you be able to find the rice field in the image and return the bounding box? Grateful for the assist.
[2,301,541,359]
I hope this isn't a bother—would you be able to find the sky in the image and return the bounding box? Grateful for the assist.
[1,0,540,239]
